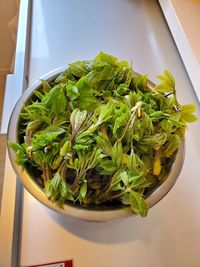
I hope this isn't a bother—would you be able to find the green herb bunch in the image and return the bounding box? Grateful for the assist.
[9,52,197,217]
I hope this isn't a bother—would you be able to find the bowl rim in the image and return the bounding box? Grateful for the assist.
[7,66,185,221]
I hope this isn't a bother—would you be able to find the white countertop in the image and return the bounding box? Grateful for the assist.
[159,0,200,101]
[171,0,200,62]
[20,0,200,266]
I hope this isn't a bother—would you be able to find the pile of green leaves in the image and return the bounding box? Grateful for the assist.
[9,52,197,217]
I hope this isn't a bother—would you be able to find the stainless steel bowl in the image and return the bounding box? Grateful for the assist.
[7,67,185,221]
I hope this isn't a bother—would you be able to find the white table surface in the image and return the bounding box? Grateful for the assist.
[170,0,200,62]
[4,0,200,266]
[159,0,200,101]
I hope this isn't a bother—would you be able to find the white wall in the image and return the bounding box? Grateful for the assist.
[0,0,18,73]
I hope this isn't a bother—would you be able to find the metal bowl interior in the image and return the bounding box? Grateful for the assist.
[7,67,185,222]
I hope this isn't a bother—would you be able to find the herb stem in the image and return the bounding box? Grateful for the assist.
[119,101,142,141]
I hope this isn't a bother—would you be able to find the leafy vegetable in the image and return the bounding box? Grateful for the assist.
[129,190,148,217]
[155,70,175,93]
[9,52,197,217]
[8,142,28,167]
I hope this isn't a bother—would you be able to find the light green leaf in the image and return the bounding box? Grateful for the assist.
[79,180,87,199]
[114,83,129,96]
[96,100,115,125]
[51,154,63,170]
[45,173,68,208]
[163,134,180,157]
[76,77,98,110]
[70,109,87,133]
[180,104,197,122]
[111,183,124,191]
[140,132,167,147]
[66,81,80,100]
[40,79,51,92]
[44,84,67,115]
[113,104,130,137]
[60,140,71,157]
[87,148,104,169]
[96,132,112,156]
[32,150,46,168]
[155,70,175,93]
[100,159,118,175]
[94,51,118,66]
[181,104,196,113]
[181,113,197,122]
[31,126,65,151]
[73,134,94,151]
[34,91,45,100]
[132,75,148,92]
[130,175,151,190]
[112,140,123,167]
[8,141,28,166]
[120,171,129,186]
[121,192,130,205]
[129,190,148,217]
[69,61,88,77]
